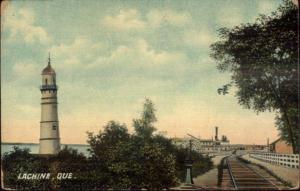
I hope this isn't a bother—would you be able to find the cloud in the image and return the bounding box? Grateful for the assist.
[257,0,277,14]
[12,61,40,80]
[2,1,281,145]
[3,7,51,44]
[49,37,102,68]
[101,9,145,31]
[184,29,216,47]
[88,39,186,68]
[111,39,185,64]
[216,5,244,28]
[146,9,191,27]
[50,36,185,74]
[101,8,191,31]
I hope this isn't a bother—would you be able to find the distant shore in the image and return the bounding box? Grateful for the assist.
[1,143,91,156]
[1,142,89,146]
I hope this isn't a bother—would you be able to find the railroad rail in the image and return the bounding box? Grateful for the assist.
[224,156,280,190]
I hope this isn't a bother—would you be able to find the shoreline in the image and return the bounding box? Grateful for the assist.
[1,142,89,146]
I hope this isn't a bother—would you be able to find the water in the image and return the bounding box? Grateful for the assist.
[1,143,91,157]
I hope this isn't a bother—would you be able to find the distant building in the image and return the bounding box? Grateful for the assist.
[172,137,231,152]
[172,126,268,153]
[172,127,231,152]
[269,138,293,154]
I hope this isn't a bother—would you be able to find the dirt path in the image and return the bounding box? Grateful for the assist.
[193,155,228,188]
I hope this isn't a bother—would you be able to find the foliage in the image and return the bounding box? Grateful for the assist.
[173,147,213,181]
[141,143,178,190]
[86,100,179,189]
[1,147,45,189]
[1,146,90,190]
[210,0,299,153]
[133,98,157,138]
[87,131,179,190]
[2,99,213,190]
[275,107,299,151]
[87,98,213,189]
[87,121,130,161]
[87,121,141,189]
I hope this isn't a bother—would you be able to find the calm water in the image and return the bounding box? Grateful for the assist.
[1,143,90,157]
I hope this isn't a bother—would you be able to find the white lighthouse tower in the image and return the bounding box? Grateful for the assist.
[39,54,60,154]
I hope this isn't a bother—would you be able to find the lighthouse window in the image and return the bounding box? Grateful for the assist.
[52,125,57,130]
[45,79,48,85]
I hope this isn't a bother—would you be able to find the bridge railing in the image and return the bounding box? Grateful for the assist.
[249,151,299,169]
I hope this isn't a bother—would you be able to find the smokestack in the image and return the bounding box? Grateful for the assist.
[215,126,218,141]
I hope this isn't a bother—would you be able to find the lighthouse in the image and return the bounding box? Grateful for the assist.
[39,54,60,154]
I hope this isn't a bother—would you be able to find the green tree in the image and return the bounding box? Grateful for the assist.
[132,99,179,188]
[1,147,42,189]
[142,143,178,190]
[133,98,157,138]
[1,146,89,190]
[53,146,88,190]
[87,121,131,188]
[86,100,180,189]
[210,0,299,153]
[87,120,130,160]
[173,147,213,181]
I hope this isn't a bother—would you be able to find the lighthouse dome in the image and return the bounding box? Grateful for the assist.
[42,64,56,75]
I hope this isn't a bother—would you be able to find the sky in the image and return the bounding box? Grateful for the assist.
[1,0,285,145]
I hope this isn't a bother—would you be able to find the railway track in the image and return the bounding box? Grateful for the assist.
[221,156,282,190]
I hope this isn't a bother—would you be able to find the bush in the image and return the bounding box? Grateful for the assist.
[2,99,213,190]
[1,146,88,190]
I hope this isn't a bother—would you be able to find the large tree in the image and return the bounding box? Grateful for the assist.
[133,98,157,138]
[210,0,299,153]
[86,99,213,188]
[87,118,178,189]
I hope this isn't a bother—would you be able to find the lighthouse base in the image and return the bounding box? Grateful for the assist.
[39,139,60,154]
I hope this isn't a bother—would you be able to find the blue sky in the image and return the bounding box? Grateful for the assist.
[1,0,284,144]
